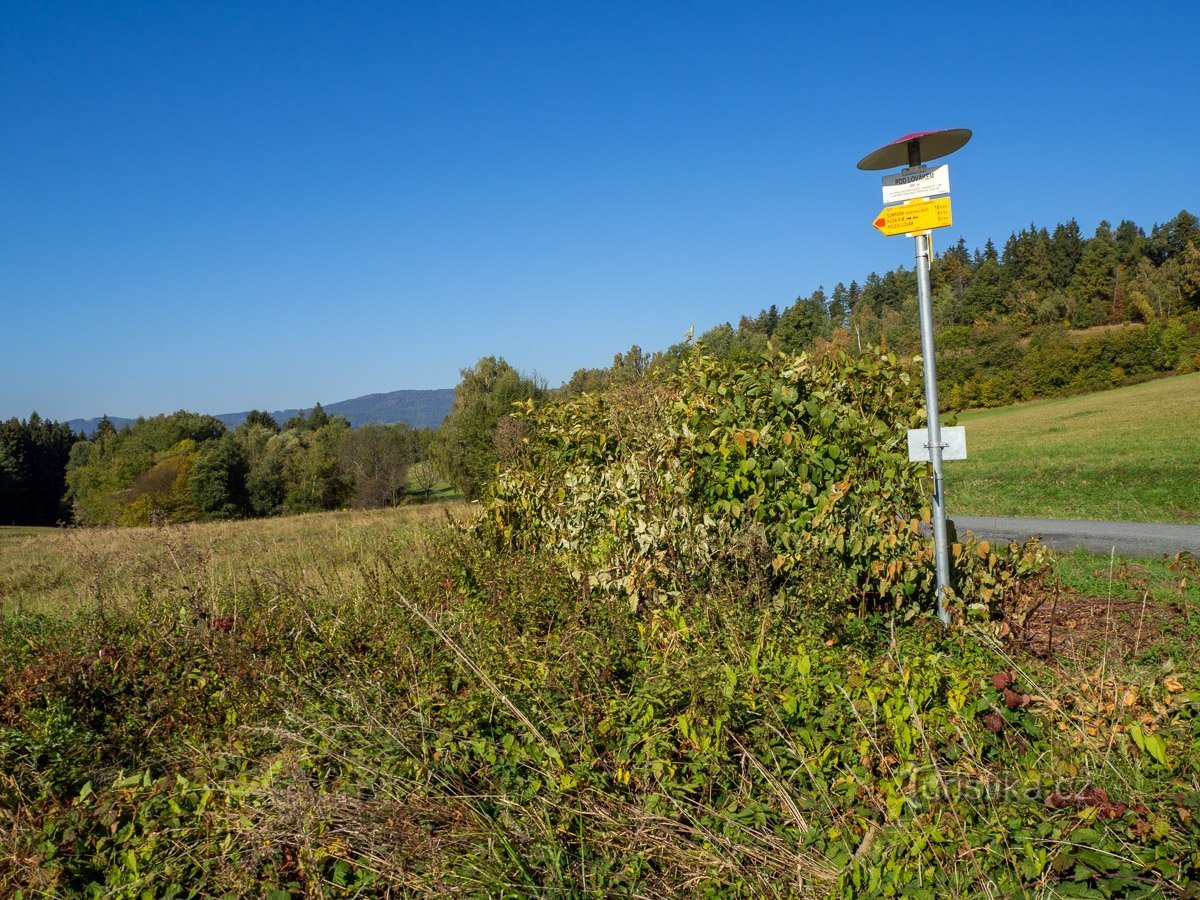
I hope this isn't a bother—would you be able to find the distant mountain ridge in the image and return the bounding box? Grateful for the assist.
[66,388,454,436]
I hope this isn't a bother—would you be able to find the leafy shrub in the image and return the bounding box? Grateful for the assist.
[489,347,1048,617]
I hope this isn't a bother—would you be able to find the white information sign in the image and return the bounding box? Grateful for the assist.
[907,425,967,463]
[882,164,950,204]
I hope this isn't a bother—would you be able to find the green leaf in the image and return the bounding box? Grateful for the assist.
[1143,732,1167,766]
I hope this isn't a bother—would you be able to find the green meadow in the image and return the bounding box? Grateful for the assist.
[951,373,1200,524]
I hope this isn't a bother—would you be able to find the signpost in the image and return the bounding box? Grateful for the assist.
[881,164,950,204]
[858,128,972,627]
[908,426,966,463]
[873,197,952,236]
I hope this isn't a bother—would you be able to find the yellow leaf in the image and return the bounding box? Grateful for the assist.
[977,540,990,557]
[1165,676,1184,693]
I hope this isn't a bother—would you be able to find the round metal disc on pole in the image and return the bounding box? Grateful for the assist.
[856,128,972,171]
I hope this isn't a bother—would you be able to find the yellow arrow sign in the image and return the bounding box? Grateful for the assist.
[873,196,952,236]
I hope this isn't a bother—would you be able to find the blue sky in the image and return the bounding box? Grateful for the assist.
[3,1,1198,421]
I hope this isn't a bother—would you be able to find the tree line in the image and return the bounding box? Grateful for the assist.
[667,209,1200,408]
[0,413,78,525]
[0,406,438,526]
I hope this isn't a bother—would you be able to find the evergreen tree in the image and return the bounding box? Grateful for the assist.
[1149,210,1200,263]
[957,256,1003,323]
[1070,221,1118,327]
[1049,219,1084,289]
[0,414,80,524]
[188,434,249,519]
[775,289,830,353]
[285,403,333,431]
[243,409,280,432]
[1114,219,1147,267]
[764,303,780,334]
[828,284,849,328]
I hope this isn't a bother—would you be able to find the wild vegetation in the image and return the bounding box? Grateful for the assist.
[4,347,1198,896]
[489,348,1047,616]
[952,372,1200,524]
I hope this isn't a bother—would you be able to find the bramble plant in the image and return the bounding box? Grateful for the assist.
[489,346,1050,619]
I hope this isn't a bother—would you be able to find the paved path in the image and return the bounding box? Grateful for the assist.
[951,515,1200,557]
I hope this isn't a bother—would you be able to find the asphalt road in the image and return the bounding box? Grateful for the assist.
[950,515,1200,557]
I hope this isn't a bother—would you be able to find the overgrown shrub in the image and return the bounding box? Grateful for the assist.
[489,347,1049,618]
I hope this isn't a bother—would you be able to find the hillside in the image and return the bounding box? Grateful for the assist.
[66,387,453,436]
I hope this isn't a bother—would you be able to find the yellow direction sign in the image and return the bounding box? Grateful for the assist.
[872,196,952,236]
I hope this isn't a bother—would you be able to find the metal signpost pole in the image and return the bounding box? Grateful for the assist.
[908,140,952,627]
[915,235,952,626]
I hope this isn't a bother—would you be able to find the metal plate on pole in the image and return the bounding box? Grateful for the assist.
[882,164,950,204]
[857,128,972,171]
[908,426,967,462]
[873,197,952,236]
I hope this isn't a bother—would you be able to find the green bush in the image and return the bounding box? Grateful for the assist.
[489,347,1048,618]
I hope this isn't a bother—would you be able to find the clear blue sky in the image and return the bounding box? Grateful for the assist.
[3,1,1198,421]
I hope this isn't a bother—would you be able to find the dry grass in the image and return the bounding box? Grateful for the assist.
[0,502,472,619]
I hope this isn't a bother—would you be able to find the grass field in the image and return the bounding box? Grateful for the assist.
[0,502,469,619]
[951,372,1200,523]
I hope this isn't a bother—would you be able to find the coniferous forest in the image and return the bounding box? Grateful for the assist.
[3,209,1198,527]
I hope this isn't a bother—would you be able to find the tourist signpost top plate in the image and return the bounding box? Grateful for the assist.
[881,164,950,204]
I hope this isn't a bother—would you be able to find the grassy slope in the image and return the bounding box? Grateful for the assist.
[950,372,1200,524]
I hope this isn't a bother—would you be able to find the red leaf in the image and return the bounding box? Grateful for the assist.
[1078,787,1108,806]
[1045,791,1070,809]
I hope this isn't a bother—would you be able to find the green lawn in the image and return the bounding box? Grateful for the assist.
[949,372,1200,523]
